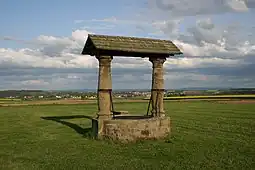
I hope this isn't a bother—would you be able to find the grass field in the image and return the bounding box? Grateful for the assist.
[0,98,21,101]
[0,98,21,104]
[0,101,254,169]
[164,94,255,100]
[144,94,255,100]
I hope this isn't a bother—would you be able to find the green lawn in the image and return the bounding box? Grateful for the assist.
[142,94,255,100]
[0,98,21,104]
[0,101,254,169]
[164,94,255,100]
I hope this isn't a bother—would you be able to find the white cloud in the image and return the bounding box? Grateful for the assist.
[0,30,99,69]
[139,0,255,59]
[0,47,97,68]
[158,18,255,58]
[3,28,243,71]
[196,18,214,30]
[77,17,150,26]
[149,0,252,17]
[165,57,242,69]
[0,25,254,90]
[226,0,249,11]
[21,79,49,86]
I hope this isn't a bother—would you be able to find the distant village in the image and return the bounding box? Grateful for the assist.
[2,90,154,100]
[0,88,254,101]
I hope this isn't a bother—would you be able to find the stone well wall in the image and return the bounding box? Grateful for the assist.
[100,116,171,142]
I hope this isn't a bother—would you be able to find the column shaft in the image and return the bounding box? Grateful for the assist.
[96,55,113,119]
[149,57,166,117]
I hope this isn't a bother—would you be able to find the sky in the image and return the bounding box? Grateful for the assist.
[0,0,255,90]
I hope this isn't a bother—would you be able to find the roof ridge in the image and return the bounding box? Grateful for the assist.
[88,34,171,42]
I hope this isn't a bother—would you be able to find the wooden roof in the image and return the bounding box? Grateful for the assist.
[81,34,182,58]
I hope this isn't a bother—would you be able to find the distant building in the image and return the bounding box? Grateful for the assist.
[55,96,62,99]
[183,91,203,96]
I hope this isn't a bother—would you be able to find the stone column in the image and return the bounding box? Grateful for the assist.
[149,57,166,117]
[96,55,113,119]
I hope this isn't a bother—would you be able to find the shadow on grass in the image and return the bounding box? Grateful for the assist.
[41,115,96,138]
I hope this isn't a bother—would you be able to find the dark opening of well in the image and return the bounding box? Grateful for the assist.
[113,115,153,120]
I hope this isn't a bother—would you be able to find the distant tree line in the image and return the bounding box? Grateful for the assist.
[165,88,255,97]
[0,90,45,98]
[219,89,255,95]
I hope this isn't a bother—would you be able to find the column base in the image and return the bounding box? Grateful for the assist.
[150,111,166,117]
[96,112,112,136]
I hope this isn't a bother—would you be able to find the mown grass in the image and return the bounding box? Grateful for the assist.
[0,98,21,101]
[0,98,21,104]
[0,101,254,169]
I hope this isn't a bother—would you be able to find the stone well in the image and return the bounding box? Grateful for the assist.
[100,115,171,142]
[82,34,182,142]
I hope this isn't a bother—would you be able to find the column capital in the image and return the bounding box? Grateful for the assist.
[149,57,166,68]
[96,56,113,66]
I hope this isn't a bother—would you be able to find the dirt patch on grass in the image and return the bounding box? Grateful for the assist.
[217,100,255,104]
[0,99,96,107]
[115,100,148,103]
